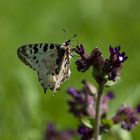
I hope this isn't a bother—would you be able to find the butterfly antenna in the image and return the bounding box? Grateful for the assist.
[66,34,77,45]
[44,88,47,93]
[69,34,77,41]
[62,28,66,41]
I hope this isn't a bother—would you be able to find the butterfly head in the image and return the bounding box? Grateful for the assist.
[63,39,71,47]
[62,34,77,48]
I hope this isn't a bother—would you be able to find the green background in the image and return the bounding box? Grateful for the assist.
[0,0,140,139]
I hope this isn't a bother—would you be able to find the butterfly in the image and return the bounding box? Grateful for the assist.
[17,35,76,93]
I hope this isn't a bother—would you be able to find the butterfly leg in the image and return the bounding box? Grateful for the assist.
[44,87,47,93]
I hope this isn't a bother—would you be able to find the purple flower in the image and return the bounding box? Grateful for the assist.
[75,44,91,72]
[44,123,58,140]
[136,104,140,113]
[67,81,96,117]
[75,59,91,72]
[106,91,115,99]
[67,81,114,118]
[106,46,128,81]
[44,123,76,140]
[109,46,128,64]
[67,88,83,101]
[112,106,139,131]
[78,124,110,140]
[74,45,128,83]
[78,125,93,140]
[75,44,85,56]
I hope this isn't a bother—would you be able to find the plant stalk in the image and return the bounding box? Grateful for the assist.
[94,83,104,140]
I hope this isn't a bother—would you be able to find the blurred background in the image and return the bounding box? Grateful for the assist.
[0,0,140,139]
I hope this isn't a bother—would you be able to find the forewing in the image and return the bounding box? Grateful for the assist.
[17,43,61,70]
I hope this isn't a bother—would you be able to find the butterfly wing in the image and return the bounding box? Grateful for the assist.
[17,43,61,70]
[17,43,70,92]
[53,47,71,91]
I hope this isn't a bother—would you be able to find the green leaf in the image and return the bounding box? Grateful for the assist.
[105,80,118,87]
[80,116,94,129]
[101,119,114,128]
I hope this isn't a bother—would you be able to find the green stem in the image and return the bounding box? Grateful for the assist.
[94,83,104,140]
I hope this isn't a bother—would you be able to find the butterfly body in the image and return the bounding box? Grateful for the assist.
[17,41,72,93]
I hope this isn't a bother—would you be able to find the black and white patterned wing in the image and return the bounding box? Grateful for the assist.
[17,43,60,70]
[17,43,66,92]
[53,47,71,91]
